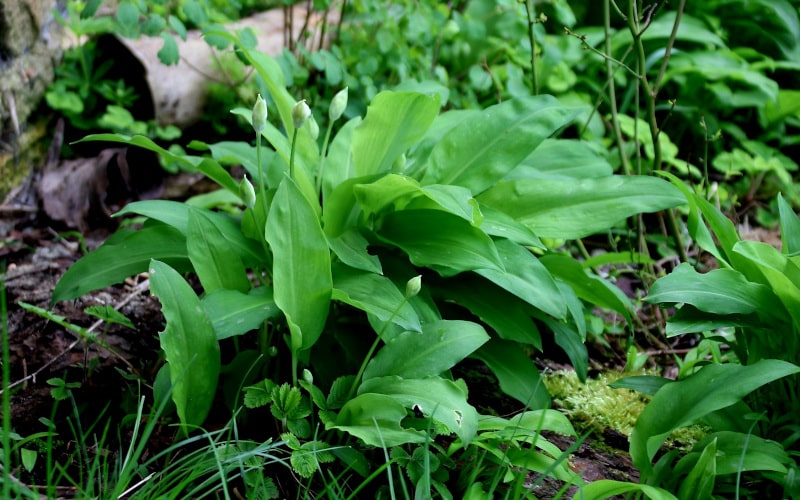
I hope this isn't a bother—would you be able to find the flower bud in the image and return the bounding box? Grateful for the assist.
[239,175,256,209]
[329,87,348,121]
[302,369,314,385]
[292,99,311,129]
[405,275,422,298]
[308,116,320,140]
[252,93,268,134]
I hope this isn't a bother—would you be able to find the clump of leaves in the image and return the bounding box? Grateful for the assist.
[51,27,685,494]
[618,175,800,497]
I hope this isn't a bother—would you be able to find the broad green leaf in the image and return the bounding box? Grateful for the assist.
[406,109,481,177]
[676,431,790,476]
[363,320,489,380]
[421,95,578,195]
[437,276,542,348]
[733,241,800,330]
[358,376,479,445]
[506,139,613,180]
[322,174,381,238]
[544,316,589,382]
[475,239,565,319]
[187,207,250,293]
[472,338,550,409]
[199,141,276,186]
[478,175,684,239]
[327,229,382,274]
[645,263,778,317]
[334,393,426,447]
[610,375,672,396]
[331,264,420,333]
[377,209,504,276]
[77,134,238,193]
[322,116,360,201]
[630,360,800,478]
[778,193,800,255]
[677,438,716,500]
[52,224,190,303]
[202,287,280,340]
[541,254,632,323]
[148,260,220,430]
[266,175,332,352]
[351,91,441,177]
[354,174,478,224]
[573,480,678,500]
[478,204,544,248]
[115,200,263,267]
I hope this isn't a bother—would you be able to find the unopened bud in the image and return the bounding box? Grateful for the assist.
[292,99,311,129]
[405,275,422,298]
[239,175,256,209]
[302,369,313,385]
[252,94,268,134]
[308,116,320,140]
[329,87,348,121]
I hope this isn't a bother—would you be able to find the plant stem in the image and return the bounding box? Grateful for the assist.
[316,121,335,199]
[346,298,409,401]
[1,261,10,500]
[523,0,539,95]
[604,0,632,176]
[289,128,299,181]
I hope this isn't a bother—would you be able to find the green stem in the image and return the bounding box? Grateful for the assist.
[604,0,632,176]
[289,128,299,180]
[1,261,10,500]
[346,298,409,401]
[523,0,539,95]
[316,121,335,199]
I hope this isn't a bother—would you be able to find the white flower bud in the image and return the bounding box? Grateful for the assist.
[405,275,422,298]
[292,99,311,129]
[329,87,348,121]
[252,94,268,134]
[239,175,256,209]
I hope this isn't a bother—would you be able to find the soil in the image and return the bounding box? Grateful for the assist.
[1,170,639,498]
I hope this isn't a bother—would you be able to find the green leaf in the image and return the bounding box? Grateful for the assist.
[187,207,250,293]
[202,287,280,340]
[363,320,489,380]
[351,91,440,177]
[572,480,678,500]
[332,264,421,333]
[778,193,800,255]
[437,275,542,348]
[478,204,544,249]
[645,263,778,317]
[115,200,263,267]
[148,260,220,430]
[733,241,800,331]
[327,229,382,274]
[334,393,427,447]
[358,376,479,445]
[541,253,632,323]
[677,431,790,476]
[243,379,276,408]
[377,209,504,276]
[266,176,332,352]
[475,239,565,319]
[422,96,578,194]
[84,305,135,329]
[472,338,550,409]
[677,438,716,500]
[630,360,800,478]
[478,176,684,239]
[507,139,613,180]
[53,224,190,303]
[157,33,179,65]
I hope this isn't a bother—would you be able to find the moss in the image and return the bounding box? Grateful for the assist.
[543,370,708,450]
